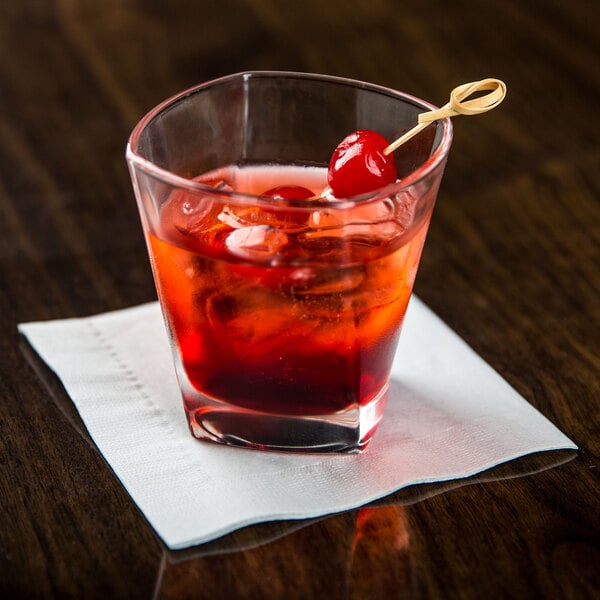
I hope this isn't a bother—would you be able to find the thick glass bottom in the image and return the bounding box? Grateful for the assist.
[180,380,388,454]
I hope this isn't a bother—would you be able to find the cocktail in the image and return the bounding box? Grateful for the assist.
[126,71,454,452]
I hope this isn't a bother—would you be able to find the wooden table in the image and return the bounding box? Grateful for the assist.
[1,1,598,597]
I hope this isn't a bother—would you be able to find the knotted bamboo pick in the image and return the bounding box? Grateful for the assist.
[383,78,507,155]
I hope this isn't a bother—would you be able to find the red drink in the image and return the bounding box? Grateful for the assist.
[144,165,433,435]
[127,72,453,452]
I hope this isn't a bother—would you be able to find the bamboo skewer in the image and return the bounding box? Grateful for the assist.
[383,78,507,155]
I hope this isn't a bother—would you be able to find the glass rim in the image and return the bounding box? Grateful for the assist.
[125,70,454,207]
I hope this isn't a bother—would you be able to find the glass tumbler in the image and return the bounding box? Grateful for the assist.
[126,71,452,453]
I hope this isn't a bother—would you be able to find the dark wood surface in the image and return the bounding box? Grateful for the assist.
[1,1,598,598]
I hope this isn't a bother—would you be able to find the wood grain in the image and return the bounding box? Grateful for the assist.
[0,0,598,598]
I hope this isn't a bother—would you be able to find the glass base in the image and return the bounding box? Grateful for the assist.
[181,383,388,454]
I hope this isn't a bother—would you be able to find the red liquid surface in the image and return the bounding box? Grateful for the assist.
[147,165,430,416]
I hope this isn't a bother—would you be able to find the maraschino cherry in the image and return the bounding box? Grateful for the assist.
[262,185,314,200]
[261,185,315,224]
[327,130,397,198]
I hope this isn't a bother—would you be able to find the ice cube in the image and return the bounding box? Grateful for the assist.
[218,205,307,233]
[291,264,366,296]
[159,190,217,241]
[225,225,289,261]
[299,222,399,245]
[393,190,417,230]
[308,198,395,230]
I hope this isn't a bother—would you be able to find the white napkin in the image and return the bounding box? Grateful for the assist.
[18,297,576,549]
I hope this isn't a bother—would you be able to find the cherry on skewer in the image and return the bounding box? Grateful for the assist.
[326,78,507,198]
[327,130,398,198]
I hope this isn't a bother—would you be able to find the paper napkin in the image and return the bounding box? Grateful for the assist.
[18,297,576,549]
